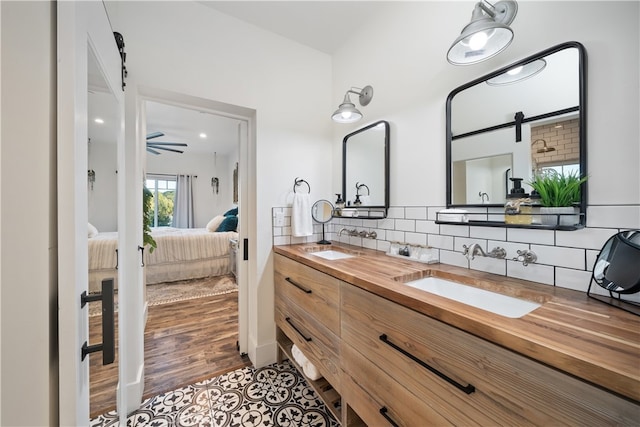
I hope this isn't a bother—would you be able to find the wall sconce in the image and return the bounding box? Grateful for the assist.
[211,177,219,194]
[487,59,547,86]
[88,169,96,190]
[532,139,555,153]
[447,0,518,66]
[331,85,374,123]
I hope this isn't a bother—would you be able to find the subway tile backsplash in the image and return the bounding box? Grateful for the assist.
[272,204,639,293]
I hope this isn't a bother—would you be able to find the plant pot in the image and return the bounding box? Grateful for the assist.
[540,206,579,226]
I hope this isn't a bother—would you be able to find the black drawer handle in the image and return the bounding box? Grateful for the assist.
[285,277,312,294]
[379,407,399,427]
[285,317,312,342]
[379,334,475,395]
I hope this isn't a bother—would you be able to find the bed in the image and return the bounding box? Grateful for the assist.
[88,227,238,293]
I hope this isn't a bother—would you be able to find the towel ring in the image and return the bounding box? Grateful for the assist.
[356,182,370,196]
[294,178,311,194]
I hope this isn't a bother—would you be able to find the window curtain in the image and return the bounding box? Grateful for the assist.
[172,174,195,228]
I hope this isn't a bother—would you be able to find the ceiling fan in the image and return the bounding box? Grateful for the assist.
[146,131,187,155]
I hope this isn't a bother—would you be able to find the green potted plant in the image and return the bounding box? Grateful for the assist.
[528,170,588,226]
[143,185,157,253]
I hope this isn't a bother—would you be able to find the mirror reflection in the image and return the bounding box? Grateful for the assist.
[312,199,334,245]
[341,120,390,219]
[446,42,586,226]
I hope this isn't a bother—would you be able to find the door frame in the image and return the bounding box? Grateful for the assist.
[133,85,255,363]
[57,2,126,424]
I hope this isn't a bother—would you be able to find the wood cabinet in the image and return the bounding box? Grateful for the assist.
[341,283,639,426]
[273,249,640,426]
[274,254,342,421]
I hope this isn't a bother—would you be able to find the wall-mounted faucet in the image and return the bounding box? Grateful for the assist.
[338,227,377,239]
[462,243,506,261]
[513,249,537,266]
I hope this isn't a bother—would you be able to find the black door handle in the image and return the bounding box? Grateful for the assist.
[81,278,115,365]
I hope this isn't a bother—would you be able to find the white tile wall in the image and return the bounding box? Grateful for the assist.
[272,204,639,295]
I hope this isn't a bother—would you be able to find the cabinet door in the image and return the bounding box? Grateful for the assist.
[342,283,640,426]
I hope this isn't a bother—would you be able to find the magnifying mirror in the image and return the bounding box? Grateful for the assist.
[312,199,334,245]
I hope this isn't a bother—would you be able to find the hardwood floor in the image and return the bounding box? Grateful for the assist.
[89,290,250,418]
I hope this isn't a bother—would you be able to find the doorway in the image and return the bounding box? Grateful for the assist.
[89,89,254,417]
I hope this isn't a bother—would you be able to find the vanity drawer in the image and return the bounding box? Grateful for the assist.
[275,302,341,391]
[275,254,340,335]
[341,283,640,426]
[342,343,451,427]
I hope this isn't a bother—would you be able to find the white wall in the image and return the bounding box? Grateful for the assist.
[0,2,56,425]
[332,1,640,211]
[146,150,236,228]
[105,1,334,366]
[88,141,118,232]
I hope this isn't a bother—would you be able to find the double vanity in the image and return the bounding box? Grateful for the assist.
[274,243,639,426]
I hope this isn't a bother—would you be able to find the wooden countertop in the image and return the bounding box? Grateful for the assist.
[273,243,640,403]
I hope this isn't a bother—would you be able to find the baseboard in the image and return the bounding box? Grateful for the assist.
[248,335,278,368]
[122,363,145,415]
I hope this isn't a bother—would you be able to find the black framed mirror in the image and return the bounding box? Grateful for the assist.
[445,41,587,229]
[339,120,390,219]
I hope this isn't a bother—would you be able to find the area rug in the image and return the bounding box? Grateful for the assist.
[89,274,237,317]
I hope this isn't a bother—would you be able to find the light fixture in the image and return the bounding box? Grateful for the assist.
[447,0,518,66]
[88,169,96,190]
[94,118,104,124]
[199,132,207,139]
[486,59,546,85]
[532,139,555,153]
[331,85,374,123]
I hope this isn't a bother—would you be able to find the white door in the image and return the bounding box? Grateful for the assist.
[58,2,136,425]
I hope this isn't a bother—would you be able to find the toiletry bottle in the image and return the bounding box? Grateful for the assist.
[334,194,344,216]
[505,178,532,225]
[530,190,541,224]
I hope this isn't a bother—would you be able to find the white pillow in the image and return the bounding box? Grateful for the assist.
[88,222,99,238]
[206,215,225,232]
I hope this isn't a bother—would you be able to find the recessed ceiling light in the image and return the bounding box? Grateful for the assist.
[199,133,207,139]
[94,118,104,124]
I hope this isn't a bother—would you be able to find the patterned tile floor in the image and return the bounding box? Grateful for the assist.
[90,360,339,427]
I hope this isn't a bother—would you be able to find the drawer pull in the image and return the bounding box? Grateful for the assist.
[285,317,312,342]
[285,277,312,294]
[379,334,475,395]
[379,407,399,427]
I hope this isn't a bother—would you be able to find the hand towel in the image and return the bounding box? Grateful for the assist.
[292,193,313,237]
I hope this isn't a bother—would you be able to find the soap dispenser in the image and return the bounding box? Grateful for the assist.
[334,194,345,216]
[505,178,532,225]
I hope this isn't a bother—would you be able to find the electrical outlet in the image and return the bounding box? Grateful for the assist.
[275,211,285,226]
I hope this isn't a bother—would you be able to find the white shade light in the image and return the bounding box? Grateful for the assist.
[447,1,518,66]
[331,85,373,123]
[486,59,547,85]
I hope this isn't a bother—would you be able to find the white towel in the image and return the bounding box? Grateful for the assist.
[291,344,322,381]
[292,193,312,237]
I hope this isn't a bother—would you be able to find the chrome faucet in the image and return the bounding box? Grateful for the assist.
[338,227,355,237]
[462,243,485,260]
[462,244,506,261]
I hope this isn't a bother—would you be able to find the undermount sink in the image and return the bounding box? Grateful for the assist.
[403,276,541,318]
[308,250,355,260]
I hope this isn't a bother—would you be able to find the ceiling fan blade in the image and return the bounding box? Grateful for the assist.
[146,131,165,140]
[152,146,184,154]
[146,147,161,155]
[147,142,188,147]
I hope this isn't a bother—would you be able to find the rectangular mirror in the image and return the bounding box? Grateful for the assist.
[340,120,390,219]
[445,42,587,229]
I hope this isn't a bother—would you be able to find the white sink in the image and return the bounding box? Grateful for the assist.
[405,277,541,318]
[309,250,355,260]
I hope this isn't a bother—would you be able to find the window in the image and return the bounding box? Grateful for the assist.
[145,176,176,227]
